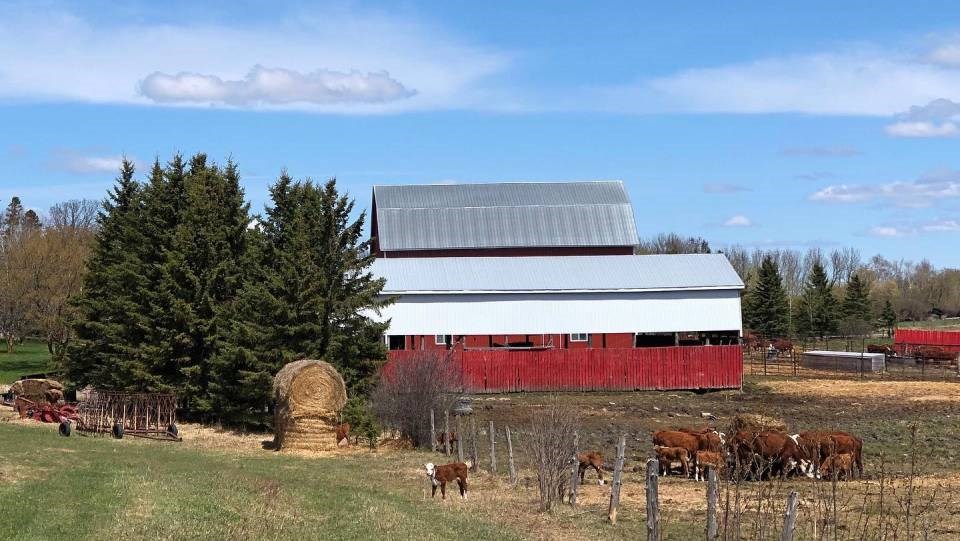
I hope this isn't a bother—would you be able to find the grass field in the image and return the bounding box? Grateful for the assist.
[0,340,54,385]
[899,318,960,330]
[3,376,960,540]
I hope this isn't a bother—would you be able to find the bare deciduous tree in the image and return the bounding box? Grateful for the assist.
[527,399,580,512]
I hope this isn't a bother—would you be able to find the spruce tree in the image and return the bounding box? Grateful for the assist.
[880,299,897,336]
[793,261,838,338]
[841,273,872,322]
[69,160,154,390]
[744,256,790,338]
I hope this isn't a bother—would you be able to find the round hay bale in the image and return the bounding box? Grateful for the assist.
[273,360,347,451]
[10,378,65,404]
[732,413,787,434]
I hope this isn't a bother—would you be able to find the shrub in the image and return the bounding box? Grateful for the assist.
[341,397,381,449]
[527,399,580,512]
[370,350,458,448]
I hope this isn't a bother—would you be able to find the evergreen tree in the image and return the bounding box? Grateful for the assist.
[841,273,872,322]
[793,261,838,338]
[69,160,154,389]
[880,298,897,336]
[744,256,790,338]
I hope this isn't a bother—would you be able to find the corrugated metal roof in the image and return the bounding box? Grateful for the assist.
[373,181,639,250]
[372,254,744,293]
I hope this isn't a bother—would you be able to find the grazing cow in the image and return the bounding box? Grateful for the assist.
[770,338,794,354]
[655,428,724,457]
[820,453,854,480]
[693,450,725,481]
[730,430,811,479]
[436,431,459,451]
[796,431,863,479]
[866,344,893,355]
[654,446,690,477]
[335,423,351,446]
[425,462,470,500]
[577,451,604,484]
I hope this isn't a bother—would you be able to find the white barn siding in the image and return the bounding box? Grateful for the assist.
[375,289,742,335]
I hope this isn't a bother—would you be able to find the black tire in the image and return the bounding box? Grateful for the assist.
[58,420,72,437]
[167,423,179,437]
[112,422,124,439]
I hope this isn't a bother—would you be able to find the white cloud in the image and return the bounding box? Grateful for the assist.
[810,169,960,207]
[703,183,749,194]
[722,215,753,227]
[0,5,509,113]
[48,150,130,174]
[139,66,414,105]
[884,98,960,138]
[885,121,959,138]
[925,44,960,67]
[781,146,861,157]
[869,226,908,238]
[793,171,835,181]
[922,219,960,232]
[586,39,960,116]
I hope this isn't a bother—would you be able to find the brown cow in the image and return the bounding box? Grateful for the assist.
[866,344,893,355]
[795,431,863,479]
[654,446,690,477]
[730,430,811,479]
[693,450,725,481]
[335,423,350,446]
[654,429,724,456]
[820,453,854,480]
[425,462,470,500]
[577,451,604,484]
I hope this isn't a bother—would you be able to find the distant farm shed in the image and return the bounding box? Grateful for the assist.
[273,360,347,451]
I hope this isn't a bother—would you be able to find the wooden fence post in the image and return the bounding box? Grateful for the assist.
[706,467,718,540]
[780,491,799,541]
[608,434,627,525]
[457,414,465,463]
[569,431,580,506]
[644,457,659,538]
[430,409,436,452]
[488,420,497,473]
[444,410,451,456]
[506,425,517,486]
[470,417,479,471]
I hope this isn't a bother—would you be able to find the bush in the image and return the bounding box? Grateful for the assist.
[341,397,381,449]
[370,350,458,448]
[527,399,580,512]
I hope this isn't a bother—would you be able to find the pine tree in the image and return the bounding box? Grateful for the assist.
[841,273,872,322]
[793,261,838,338]
[744,256,790,338]
[68,160,155,389]
[880,299,897,336]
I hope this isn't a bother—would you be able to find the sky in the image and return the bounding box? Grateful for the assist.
[3,1,960,266]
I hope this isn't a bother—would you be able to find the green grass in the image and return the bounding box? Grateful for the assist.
[0,340,54,384]
[899,318,960,330]
[0,423,523,541]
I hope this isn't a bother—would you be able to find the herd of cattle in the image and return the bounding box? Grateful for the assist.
[651,426,864,482]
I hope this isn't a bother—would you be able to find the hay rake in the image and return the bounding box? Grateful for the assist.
[68,392,182,442]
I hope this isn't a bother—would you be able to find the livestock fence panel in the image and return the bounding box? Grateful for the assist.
[385,345,742,393]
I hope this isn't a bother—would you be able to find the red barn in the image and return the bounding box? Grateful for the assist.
[371,181,745,392]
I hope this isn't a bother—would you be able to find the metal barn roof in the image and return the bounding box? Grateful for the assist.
[372,254,744,294]
[372,181,640,251]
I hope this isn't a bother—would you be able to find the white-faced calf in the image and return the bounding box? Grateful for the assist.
[425,462,470,500]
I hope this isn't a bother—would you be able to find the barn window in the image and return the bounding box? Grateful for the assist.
[435,334,451,345]
[569,333,589,342]
[388,335,406,350]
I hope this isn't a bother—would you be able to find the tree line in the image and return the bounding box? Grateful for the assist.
[0,197,98,355]
[3,153,388,427]
[638,233,957,338]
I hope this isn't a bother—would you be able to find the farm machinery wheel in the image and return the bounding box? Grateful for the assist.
[58,420,72,437]
[112,422,124,439]
[166,423,179,438]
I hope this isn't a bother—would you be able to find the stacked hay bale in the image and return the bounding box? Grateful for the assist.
[273,360,348,451]
[10,378,65,404]
[731,413,787,434]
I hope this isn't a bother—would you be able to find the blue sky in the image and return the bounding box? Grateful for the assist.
[3,1,960,265]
